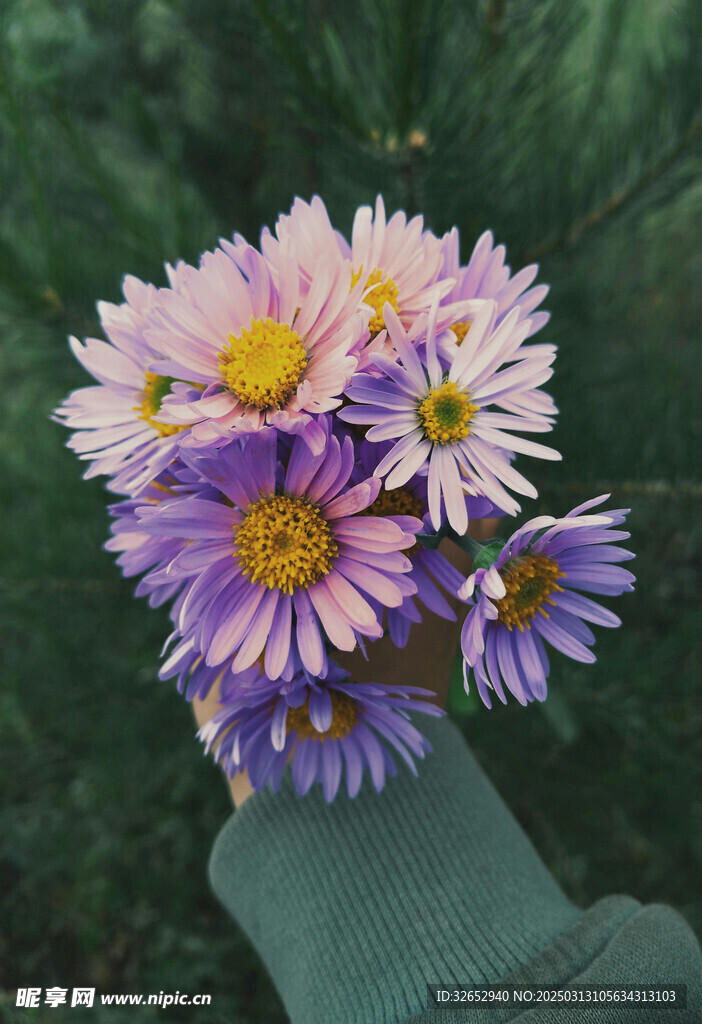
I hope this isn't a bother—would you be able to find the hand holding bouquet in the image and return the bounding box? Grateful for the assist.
[55,196,635,802]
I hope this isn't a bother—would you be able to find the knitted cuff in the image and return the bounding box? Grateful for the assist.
[208,714,582,1024]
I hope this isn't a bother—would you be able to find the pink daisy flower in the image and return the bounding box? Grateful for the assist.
[53,275,196,496]
[146,242,367,455]
[260,194,455,345]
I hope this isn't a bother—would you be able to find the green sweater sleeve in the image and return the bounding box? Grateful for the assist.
[208,715,702,1023]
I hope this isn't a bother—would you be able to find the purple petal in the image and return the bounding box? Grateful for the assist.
[344,380,417,409]
[323,478,380,519]
[557,564,636,595]
[511,628,547,701]
[341,738,364,797]
[534,613,596,663]
[496,628,529,705]
[270,699,289,752]
[366,416,423,442]
[284,432,324,495]
[308,688,333,732]
[206,586,266,664]
[291,740,320,795]
[353,721,386,791]
[264,593,293,679]
[374,429,427,478]
[316,434,356,505]
[472,656,494,709]
[335,556,404,607]
[547,605,596,647]
[307,581,357,650]
[139,498,233,538]
[293,589,326,676]
[305,437,342,503]
[555,589,621,628]
[556,544,635,564]
[565,494,611,518]
[485,629,507,704]
[321,741,343,802]
[384,439,432,489]
[410,561,455,618]
[436,446,468,534]
[324,570,378,627]
[332,516,406,552]
[232,588,280,670]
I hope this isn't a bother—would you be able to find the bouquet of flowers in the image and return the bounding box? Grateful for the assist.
[55,196,635,801]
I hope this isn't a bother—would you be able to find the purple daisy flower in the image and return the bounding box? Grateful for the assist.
[338,297,560,534]
[53,274,201,496]
[143,241,367,455]
[440,228,551,346]
[459,495,636,708]
[198,661,443,801]
[137,422,421,681]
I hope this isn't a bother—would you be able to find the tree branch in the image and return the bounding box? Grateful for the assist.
[523,110,702,263]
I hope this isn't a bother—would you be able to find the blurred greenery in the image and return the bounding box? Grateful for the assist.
[1,0,700,1021]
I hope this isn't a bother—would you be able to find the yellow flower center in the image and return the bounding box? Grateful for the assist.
[418,380,478,444]
[368,486,424,520]
[233,494,338,594]
[136,373,184,437]
[451,320,472,345]
[353,266,400,336]
[494,554,566,631]
[219,317,307,410]
[286,690,358,742]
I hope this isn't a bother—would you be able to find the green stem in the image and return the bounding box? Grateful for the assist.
[414,523,448,550]
[448,532,488,559]
[416,527,507,571]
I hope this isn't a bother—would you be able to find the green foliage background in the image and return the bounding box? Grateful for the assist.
[1,1,701,1020]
